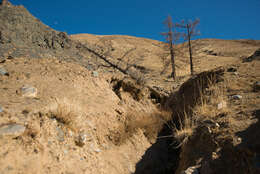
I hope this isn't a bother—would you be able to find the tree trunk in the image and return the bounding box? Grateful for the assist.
[170,40,176,79]
[187,24,194,75]
[168,22,176,79]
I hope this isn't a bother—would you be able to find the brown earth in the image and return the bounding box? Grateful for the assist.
[0,57,161,174]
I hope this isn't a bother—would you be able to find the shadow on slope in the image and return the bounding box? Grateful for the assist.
[134,122,180,174]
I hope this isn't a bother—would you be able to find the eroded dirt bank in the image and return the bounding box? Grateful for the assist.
[0,57,162,174]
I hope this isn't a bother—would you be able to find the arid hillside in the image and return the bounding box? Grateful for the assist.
[71,34,260,91]
[71,34,260,75]
[0,0,260,174]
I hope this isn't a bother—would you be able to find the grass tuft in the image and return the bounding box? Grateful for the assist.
[48,98,82,132]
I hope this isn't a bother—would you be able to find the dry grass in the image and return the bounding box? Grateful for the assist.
[47,98,82,132]
[106,109,171,145]
[124,109,172,143]
[193,78,229,120]
[172,77,230,147]
[173,112,196,148]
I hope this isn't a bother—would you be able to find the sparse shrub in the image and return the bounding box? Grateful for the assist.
[193,78,229,119]
[173,112,196,148]
[47,98,82,132]
[125,109,171,143]
[171,73,227,147]
[107,108,172,145]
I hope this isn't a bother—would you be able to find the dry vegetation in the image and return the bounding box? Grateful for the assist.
[172,76,230,147]
[125,109,172,142]
[173,112,196,148]
[46,98,83,132]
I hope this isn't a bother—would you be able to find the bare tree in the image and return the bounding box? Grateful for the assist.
[161,15,184,79]
[175,19,200,75]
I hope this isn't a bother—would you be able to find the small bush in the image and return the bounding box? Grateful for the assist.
[173,112,196,148]
[48,98,82,132]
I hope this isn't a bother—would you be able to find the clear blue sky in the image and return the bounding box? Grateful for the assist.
[10,0,260,41]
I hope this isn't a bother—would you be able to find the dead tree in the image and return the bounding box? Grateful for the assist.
[161,15,178,79]
[175,19,200,75]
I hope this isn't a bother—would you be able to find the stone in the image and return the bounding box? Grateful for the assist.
[20,85,37,97]
[232,95,242,100]
[253,81,260,92]
[217,101,227,110]
[237,137,242,143]
[94,148,101,153]
[56,127,65,142]
[203,120,219,128]
[0,105,3,113]
[181,166,199,174]
[75,133,90,147]
[0,124,26,138]
[0,67,9,76]
[63,149,68,155]
[92,71,98,77]
[232,72,238,76]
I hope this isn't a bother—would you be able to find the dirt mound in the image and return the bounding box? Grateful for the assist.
[0,57,165,174]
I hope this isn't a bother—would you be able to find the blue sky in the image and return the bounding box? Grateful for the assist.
[10,0,260,41]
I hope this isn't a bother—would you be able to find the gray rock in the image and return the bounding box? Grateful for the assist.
[63,149,68,155]
[92,71,98,77]
[181,166,199,174]
[20,85,37,97]
[0,67,9,76]
[0,124,26,138]
[253,81,260,92]
[56,127,65,142]
[0,106,3,113]
[94,148,101,153]
[217,101,227,110]
[232,95,242,100]
[232,72,239,76]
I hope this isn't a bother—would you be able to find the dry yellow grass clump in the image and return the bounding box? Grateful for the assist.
[124,109,172,142]
[173,78,229,146]
[173,112,196,148]
[193,79,229,119]
[47,98,83,132]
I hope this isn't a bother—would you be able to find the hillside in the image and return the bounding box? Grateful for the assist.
[0,0,260,174]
